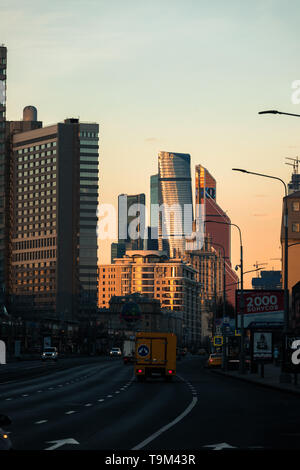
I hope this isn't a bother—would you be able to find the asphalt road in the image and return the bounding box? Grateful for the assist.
[1,355,300,450]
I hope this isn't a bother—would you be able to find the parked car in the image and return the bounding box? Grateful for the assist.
[41,347,58,361]
[109,347,122,357]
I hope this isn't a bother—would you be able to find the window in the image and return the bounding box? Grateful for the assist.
[292,201,300,212]
[292,223,300,232]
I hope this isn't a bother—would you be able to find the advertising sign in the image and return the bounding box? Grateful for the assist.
[236,290,284,315]
[252,332,273,361]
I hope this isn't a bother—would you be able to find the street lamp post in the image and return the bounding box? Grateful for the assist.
[204,219,246,373]
[232,167,290,382]
[211,241,228,371]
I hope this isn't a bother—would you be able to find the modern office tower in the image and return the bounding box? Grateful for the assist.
[150,174,159,228]
[0,46,7,312]
[158,152,193,258]
[111,242,126,263]
[98,250,201,346]
[8,111,99,321]
[118,193,146,250]
[195,164,238,307]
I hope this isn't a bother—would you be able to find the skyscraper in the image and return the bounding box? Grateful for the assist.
[158,152,193,258]
[8,111,99,320]
[150,173,159,229]
[0,46,7,312]
[118,193,146,250]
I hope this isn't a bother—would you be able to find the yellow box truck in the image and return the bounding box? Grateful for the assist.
[135,332,177,382]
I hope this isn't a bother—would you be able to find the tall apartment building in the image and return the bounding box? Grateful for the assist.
[98,250,201,345]
[0,46,7,312]
[8,110,99,321]
[158,152,193,258]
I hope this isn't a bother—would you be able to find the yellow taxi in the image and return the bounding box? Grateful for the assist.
[207,353,222,368]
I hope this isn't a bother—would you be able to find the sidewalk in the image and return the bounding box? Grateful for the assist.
[213,363,300,396]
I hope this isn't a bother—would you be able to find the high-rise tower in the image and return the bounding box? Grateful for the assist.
[158,152,193,258]
[0,46,7,312]
[8,113,99,320]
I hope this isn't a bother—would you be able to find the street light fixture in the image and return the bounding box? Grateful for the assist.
[259,110,300,118]
[232,167,290,382]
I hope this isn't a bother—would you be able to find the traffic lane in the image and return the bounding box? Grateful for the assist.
[9,371,192,450]
[0,355,112,383]
[142,356,300,450]
[0,361,117,399]
[2,362,133,447]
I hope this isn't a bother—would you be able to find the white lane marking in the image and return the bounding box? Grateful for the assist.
[132,376,198,451]
[203,443,237,450]
[85,403,92,407]
[45,438,79,450]
[35,420,48,424]
[98,399,104,402]
[107,395,113,398]
[5,398,12,401]
[65,411,76,415]
[132,396,198,450]
[22,394,29,397]
[37,390,42,393]
[115,391,120,394]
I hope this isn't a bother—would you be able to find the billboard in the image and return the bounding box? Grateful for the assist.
[236,289,284,315]
[252,332,273,361]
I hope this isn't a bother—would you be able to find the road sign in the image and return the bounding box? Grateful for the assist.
[137,344,150,357]
[213,336,223,347]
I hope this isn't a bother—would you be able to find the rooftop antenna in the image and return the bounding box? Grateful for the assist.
[253,261,268,277]
[285,156,299,174]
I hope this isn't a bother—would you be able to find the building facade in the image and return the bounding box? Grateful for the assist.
[252,270,282,290]
[118,193,146,250]
[0,46,7,313]
[158,152,193,258]
[7,111,99,321]
[281,190,300,319]
[194,164,238,307]
[98,250,201,346]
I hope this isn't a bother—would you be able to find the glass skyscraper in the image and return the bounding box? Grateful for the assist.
[158,152,193,258]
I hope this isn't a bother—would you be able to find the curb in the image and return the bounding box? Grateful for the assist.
[211,369,300,397]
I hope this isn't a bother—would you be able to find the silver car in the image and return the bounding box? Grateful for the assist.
[110,347,122,357]
[41,347,58,361]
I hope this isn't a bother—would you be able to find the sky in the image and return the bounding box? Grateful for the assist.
[1,0,300,288]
